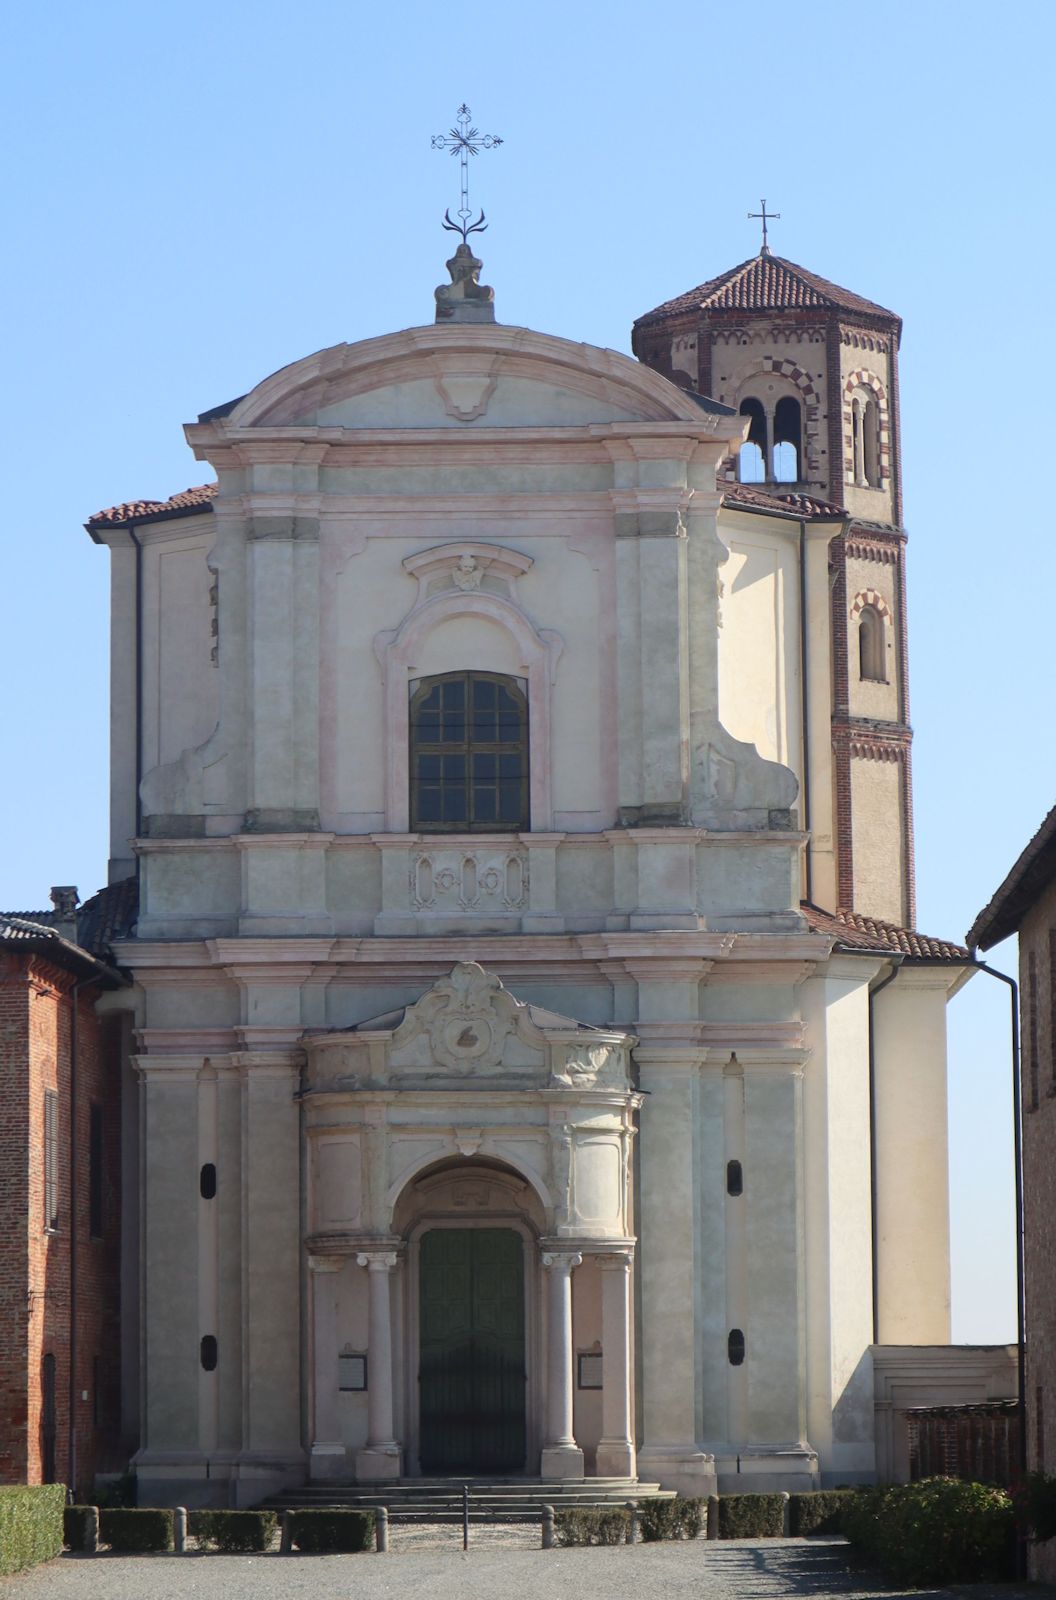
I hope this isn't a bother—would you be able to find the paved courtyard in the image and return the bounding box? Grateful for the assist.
[1,1536,1052,1600]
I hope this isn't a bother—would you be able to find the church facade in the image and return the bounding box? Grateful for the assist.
[87,241,975,1506]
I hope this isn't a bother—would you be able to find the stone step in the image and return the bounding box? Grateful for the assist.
[260,1477,673,1519]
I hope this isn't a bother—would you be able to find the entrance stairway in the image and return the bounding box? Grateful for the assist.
[262,1476,674,1523]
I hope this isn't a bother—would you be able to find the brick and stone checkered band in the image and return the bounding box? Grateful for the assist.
[748,199,780,253]
[431,103,503,241]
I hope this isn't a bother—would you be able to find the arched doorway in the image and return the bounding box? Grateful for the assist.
[419,1227,526,1472]
[393,1157,546,1476]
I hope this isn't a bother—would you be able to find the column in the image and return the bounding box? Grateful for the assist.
[308,1255,346,1481]
[541,1251,584,1477]
[596,1251,636,1479]
[355,1251,402,1480]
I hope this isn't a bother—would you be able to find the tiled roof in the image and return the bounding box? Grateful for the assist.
[635,252,899,328]
[723,484,845,520]
[87,483,217,530]
[0,915,125,983]
[967,800,1056,951]
[0,879,137,962]
[76,878,138,955]
[801,902,970,962]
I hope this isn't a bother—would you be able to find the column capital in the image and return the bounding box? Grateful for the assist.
[541,1250,583,1273]
[357,1250,399,1272]
[595,1248,635,1271]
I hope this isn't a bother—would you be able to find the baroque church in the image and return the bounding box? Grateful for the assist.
[81,218,996,1507]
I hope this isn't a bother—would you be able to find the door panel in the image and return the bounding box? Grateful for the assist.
[419,1228,526,1473]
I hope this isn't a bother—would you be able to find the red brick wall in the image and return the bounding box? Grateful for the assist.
[0,951,122,1495]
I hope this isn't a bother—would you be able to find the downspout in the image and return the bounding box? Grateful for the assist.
[798,520,813,903]
[67,971,97,1499]
[868,955,904,1344]
[966,958,1026,1481]
[127,524,144,840]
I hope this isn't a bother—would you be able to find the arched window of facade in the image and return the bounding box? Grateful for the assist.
[410,670,529,831]
[858,605,886,682]
[863,398,880,486]
[773,396,802,483]
[737,397,767,483]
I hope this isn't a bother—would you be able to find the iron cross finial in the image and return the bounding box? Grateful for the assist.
[431,103,504,241]
[748,199,781,253]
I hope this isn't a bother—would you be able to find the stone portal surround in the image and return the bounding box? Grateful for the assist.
[308,1239,636,1482]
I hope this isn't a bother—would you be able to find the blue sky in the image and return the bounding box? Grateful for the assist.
[1,0,1049,1342]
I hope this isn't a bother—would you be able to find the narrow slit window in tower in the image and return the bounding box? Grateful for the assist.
[852,399,864,483]
[863,399,880,486]
[773,397,801,483]
[737,398,767,483]
[858,605,886,682]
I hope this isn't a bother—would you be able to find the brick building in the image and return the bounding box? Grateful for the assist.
[0,884,132,1495]
[971,815,1056,1581]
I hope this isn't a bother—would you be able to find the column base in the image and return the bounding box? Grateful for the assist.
[355,1443,402,1480]
[309,1443,348,1481]
[540,1444,585,1478]
[636,1447,717,1497]
[596,1439,636,1478]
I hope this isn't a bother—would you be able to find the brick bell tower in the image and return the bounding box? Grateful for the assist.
[632,244,914,927]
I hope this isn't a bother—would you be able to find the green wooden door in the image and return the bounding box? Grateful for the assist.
[419,1228,526,1473]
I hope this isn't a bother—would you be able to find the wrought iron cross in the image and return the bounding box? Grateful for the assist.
[748,199,780,252]
[431,103,504,241]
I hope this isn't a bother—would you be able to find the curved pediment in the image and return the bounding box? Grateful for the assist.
[304,962,635,1091]
[215,325,721,432]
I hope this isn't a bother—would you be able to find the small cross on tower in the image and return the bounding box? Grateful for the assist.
[748,199,781,254]
[431,103,504,241]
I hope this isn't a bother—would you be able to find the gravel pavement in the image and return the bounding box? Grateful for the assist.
[2,1536,1053,1600]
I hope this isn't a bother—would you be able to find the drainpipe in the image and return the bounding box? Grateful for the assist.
[966,958,1026,1480]
[67,970,98,1499]
[127,525,144,841]
[868,956,904,1344]
[798,521,813,903]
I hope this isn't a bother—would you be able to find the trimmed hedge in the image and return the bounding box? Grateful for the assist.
[190,1509,278,1553]
[99,1507,174,1553]
[717,1492,785,1539]
[0,1484,65,1575]
[63,1505,99,1553]
[288,1509,374,1553]
[638,1496,704,1541]
[554,1507,631,1546]
[788,1490,855,1536]
[842,1478,1014,1585]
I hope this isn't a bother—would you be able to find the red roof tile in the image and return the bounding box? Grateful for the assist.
[635,252,899,328]
[87,483,217,529]
[801,903,970,962]
[723,484,845,520]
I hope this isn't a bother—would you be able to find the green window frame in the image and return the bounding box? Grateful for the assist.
[410,671,529,832]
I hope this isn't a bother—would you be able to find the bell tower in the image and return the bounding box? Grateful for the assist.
[633,245,915,927]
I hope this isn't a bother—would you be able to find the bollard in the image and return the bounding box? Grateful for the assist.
[83,1506,99,1554]
[173,1507,187,1554]
[707,1494,719,1540]
[280,1511,292,1554]
[462,1482,470,1551]
[625,1500,638,1545]
[376,1506,389,1553]
[541,1503,555,1549]
[780,1491,790,1537]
